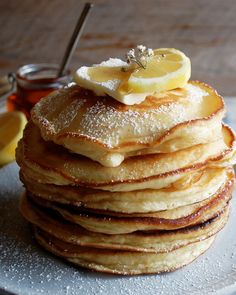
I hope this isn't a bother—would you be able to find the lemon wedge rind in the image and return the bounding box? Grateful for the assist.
[0,111,27,166]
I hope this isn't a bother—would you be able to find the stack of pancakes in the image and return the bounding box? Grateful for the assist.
[16,81,236,275]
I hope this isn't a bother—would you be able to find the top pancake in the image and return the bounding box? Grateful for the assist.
[31,81,225,167]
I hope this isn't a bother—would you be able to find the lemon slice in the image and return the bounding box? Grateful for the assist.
[0,111,27,166]
[127,48,191,93]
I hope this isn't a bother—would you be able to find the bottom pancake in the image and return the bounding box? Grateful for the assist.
[34,227,215,275]
[20,193,229,253]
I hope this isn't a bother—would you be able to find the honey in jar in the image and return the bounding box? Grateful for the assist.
[7,64,71,118]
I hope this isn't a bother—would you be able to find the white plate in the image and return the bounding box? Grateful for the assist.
[0,98,236,295]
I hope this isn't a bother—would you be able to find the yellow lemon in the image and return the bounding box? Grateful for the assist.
[127,48,191,93]
[0,111,27,166]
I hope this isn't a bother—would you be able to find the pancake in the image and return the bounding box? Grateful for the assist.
[31,81,225,167]
[16,121,236,191]
[20,167,231,213]
[20,193,229,253]
[34,227,215,275]
[16,66,236,275]
[26,171,233,234]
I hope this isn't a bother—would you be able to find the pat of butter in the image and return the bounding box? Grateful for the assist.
[74,58,149,105]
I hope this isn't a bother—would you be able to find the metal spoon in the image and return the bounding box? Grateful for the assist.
[57,2,93,77]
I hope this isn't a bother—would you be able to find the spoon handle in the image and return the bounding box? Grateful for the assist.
[58,2,93,77]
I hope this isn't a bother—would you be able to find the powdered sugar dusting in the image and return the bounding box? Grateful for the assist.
[78,85,204,147]
[185,84,208,103]
[36,83,211,148]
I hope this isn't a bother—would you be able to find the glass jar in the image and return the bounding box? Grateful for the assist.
[7,64,71,118]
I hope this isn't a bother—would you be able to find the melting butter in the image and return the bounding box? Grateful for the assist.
[74,58,150,105]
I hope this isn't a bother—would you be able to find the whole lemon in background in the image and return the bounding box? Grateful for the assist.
[0,111,27,166]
